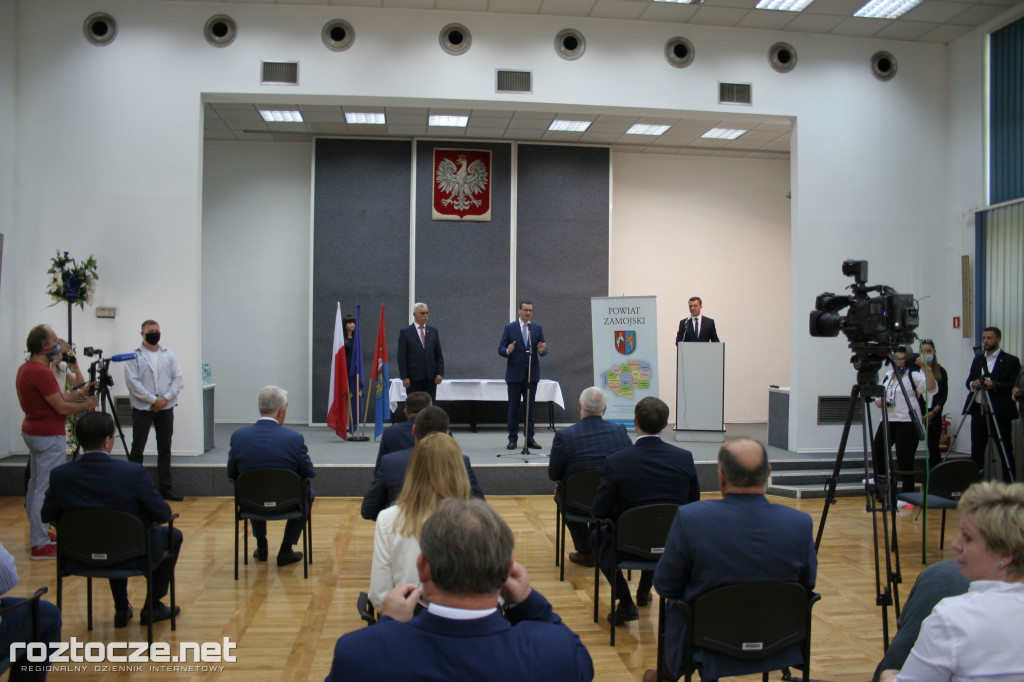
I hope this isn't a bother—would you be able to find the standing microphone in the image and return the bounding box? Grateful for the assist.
[111,352,139,362]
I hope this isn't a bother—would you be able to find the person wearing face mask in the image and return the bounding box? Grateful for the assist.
[15,324,99,559]
[872,347,927,496]
[918,340,947,470]
[124,319,184,501]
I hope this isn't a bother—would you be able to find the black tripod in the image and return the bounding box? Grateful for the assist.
[497,338,547,462]
[816,350,923,651]
[948,360,1015,482]
[82,349,131,459]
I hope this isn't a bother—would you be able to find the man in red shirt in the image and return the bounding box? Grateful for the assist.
[15,324,98,559]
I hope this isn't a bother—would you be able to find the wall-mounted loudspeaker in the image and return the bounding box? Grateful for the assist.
[439,23,471,56]
[322,19,355,52]
[664,37,694,68]
[83,12,117,46]
[555,29,585,61]
[871,51,897,81]
[768,42,797,73]
[204,15,237,48]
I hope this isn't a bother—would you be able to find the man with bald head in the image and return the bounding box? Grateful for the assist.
[548,387,631,566]
[647,439,817,682]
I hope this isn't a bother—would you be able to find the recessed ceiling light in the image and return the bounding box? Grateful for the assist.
[756,0,815,11]
[549,120,592,132]
[626,124,670,136]
[854,0,923,19]
[259,110,303,123]
[429,115,469,127]
[702,128,747,140]
[345,112,386,125]
[652,0,695,4]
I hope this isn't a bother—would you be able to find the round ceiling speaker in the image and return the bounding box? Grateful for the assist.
[664,37,694,68]
[768,42,797,73]
[322,19,355,52]
[555,28,586,61]
[83,12,117,46]
[439,23,471,56]
[204,14,237,48]
[871,51,897,81]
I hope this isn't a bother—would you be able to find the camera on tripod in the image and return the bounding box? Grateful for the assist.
[83,346,115,395]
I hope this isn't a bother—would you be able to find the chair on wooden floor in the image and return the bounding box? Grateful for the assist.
[55,509,178,646]
[554,469,603,581]
[0,587,49,682]
[897,458,980,563]
[594,502,678,646]
[233,467,313,579]
[656,582,821,682]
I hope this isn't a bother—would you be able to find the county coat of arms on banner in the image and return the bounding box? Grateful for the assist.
[432,148,491,221]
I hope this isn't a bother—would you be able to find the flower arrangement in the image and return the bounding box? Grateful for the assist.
[47,250,98,309]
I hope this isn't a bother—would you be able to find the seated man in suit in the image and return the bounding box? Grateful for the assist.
[361,405,484,521]
[548,386,632,566]
[591,396,700,625]
[647,438,817,682]
[227,385,316,567]
[327,497,593,682]
[0,539,62,681]
[375,391,432,464]
[41,411,183,628]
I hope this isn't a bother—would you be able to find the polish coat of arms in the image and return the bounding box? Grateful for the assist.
[432,148,492,221]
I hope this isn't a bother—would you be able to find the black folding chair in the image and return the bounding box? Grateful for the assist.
[0,587,49,682]
[555,469,603,581]
[233,468,313,579]
[594,503,678,646]
[55,509,178,646]
[897,458,980,563]
[657,582,820,682]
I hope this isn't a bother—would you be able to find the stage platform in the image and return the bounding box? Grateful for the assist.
[0,421,875,499]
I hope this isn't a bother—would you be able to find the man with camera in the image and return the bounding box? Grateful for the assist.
[966,326,1020,481]
[15,324,99,560]
[124,320,184,501]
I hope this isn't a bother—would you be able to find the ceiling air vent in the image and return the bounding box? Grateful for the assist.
[262,61,299,85]
[496,70,532,94]
[816,396,865,426]
[719,82,752,105]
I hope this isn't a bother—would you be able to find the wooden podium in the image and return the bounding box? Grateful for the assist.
[673,342,726,443]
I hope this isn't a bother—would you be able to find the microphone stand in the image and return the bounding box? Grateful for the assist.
[498,322,547,462]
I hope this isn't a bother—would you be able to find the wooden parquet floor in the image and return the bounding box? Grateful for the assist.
[0,493,959,681]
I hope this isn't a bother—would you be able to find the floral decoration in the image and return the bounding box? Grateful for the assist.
[47,250,98,309]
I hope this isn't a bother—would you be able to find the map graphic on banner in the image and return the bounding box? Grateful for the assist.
[591,296,659,424]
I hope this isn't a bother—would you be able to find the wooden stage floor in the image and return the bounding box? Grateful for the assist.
[0,493,957,681]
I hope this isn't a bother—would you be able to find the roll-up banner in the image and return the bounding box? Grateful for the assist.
[590,296,659,424]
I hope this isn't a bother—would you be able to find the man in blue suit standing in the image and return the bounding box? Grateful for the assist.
[647,438,817,682]
[227,386,316,567]
[548,386,632,566]
[499,300,548,450]
[327,497,593,682]
[42,411,182,628]
[591,397,700,626]
[397,302,444,401]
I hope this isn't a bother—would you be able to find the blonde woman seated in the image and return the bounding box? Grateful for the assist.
[368,432,471,611]
[880,481,1024,682]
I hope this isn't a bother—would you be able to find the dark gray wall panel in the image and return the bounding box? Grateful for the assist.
[516,144,611,423]
[311,138,411,423]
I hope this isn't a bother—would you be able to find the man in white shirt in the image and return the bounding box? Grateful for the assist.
[124,319,184,501]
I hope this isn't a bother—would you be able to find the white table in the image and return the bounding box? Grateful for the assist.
[388,378,565,430]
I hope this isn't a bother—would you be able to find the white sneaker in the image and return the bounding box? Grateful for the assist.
[897,501,914,510]
[862,477,876,485]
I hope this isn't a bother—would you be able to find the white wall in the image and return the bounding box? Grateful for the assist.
[610,152,792,423]
[2,0,990,454]
[0,0,17,447]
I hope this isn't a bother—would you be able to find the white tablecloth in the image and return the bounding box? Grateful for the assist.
[388,378,564,413]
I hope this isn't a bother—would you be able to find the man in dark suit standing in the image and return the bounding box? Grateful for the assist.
[966,326,1021,481]
[375,391,432,464]
[227,385,316,567]
[675,296,720,343]
[647,439,816,682]
[548,387,632,566]
[397,302,444,401]
[327,498,593,682]
[499,300,548,450]
[42,411,183,628]
[361,405,484,520]
[591,396,700,625]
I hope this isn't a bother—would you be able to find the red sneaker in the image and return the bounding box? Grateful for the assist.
[31,544,57,560]
[48,530,57,543]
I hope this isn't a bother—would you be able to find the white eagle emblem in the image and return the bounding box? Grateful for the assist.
[436,154,489,212]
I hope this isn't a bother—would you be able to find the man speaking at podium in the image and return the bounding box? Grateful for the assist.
[499,301,547,450]
[675,296,719,343]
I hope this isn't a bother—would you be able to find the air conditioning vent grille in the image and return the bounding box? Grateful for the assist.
[817,396,864,426]
[262,61,299,85]
[719,82,752,105]
[497,70,532,94]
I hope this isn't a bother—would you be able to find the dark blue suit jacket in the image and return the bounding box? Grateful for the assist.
[499,321,546,383]
[376,420,415,463]
[966,350,1021,421]
[548,416,632,485]
[227,418,317,483]
[397,324,444,382]
[675,316,719,343]
[41,451,174,570]
[653,495,817,679]
[325,589,593,682]
[360,448,485,520]
[591,436,700,521]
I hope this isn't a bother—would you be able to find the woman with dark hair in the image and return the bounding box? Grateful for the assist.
[919,339,948,469]
[343,315,356,368]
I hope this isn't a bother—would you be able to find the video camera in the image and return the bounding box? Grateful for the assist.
[82,347,138,395]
